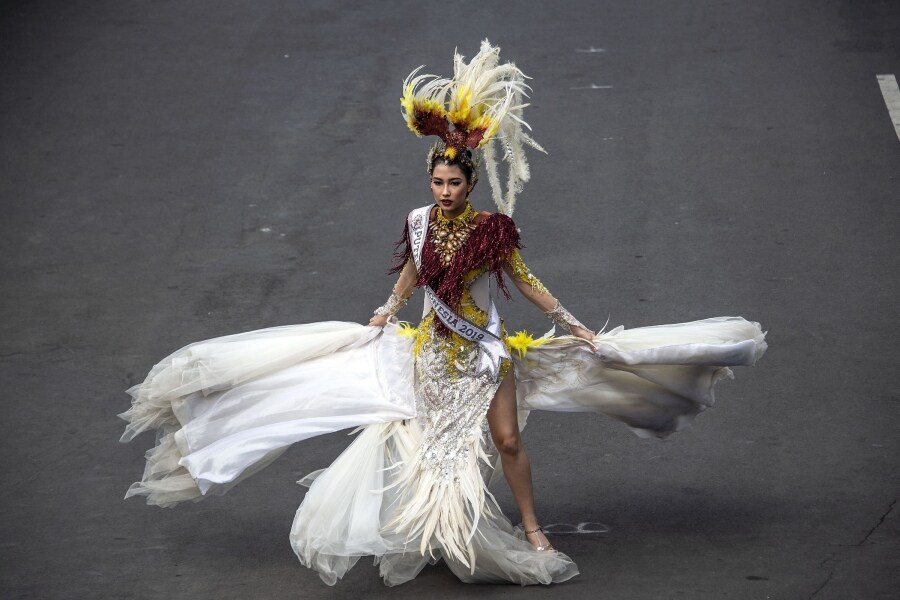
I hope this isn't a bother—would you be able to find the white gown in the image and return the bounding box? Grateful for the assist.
[120,314,766,586]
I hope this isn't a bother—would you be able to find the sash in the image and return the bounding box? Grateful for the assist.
[408,204,432,269]
[407,205,509,379]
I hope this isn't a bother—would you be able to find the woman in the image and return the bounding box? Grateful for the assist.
[120,41,766,587]
[289,140,591,584]
[368,154,594,552]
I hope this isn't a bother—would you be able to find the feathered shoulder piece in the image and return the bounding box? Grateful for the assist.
[392,210,521,320]
[400,40,545,216]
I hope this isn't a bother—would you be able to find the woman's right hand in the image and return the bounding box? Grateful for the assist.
[368,314,390,327]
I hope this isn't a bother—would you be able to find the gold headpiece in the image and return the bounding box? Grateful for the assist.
[400,40,545,216]
[426,140,480,187]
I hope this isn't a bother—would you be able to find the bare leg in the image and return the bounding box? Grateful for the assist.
[487,369,553,550]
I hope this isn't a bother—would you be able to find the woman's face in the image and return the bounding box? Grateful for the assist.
[430,162,472,218]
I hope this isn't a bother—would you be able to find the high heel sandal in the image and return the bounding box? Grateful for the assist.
[524,526,556,552]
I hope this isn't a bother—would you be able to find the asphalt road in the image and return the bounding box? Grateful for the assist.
[1,1,898,599]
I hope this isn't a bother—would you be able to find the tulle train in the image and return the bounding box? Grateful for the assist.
[120,316,766,584]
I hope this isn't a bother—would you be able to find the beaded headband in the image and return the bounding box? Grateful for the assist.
[426,141,480,188]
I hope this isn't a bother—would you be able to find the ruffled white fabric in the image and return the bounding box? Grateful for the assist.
[517,316,767,438]
[121,322,416,506]
[290,420,579,586]
[120,316,766,583]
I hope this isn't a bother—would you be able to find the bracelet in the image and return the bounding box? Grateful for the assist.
[374,292,408,317]
[545,300,587,334]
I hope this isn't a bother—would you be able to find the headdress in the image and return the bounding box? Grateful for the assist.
[400,40,545,216]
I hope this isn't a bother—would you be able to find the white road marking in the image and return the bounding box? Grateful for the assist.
[541,522,610,535]
[570,84,613,90]
[575,46,606,53]
[876,74,900,142]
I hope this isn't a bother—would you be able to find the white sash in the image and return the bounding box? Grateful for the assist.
[407,205,509,379]
[407,204,431,269]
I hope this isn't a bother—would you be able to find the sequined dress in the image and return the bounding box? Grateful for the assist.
[119,204,768,587]
[290,205,584,585]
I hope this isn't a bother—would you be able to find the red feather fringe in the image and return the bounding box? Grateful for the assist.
[413,107,450,138]
[391,209,521,336]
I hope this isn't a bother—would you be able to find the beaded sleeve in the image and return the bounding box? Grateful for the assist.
[506,248,549,295]
[545,301,588,334]
[373,292,408,317]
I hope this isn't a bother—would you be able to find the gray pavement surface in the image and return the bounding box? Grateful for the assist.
[2,1,898,598]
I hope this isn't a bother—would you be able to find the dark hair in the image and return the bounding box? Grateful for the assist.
[429,150,477,187]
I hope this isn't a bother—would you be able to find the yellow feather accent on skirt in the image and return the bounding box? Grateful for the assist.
[396,321,419,339]
[505,330,553,359]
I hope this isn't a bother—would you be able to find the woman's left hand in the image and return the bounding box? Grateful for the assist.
[570,325,597,352]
